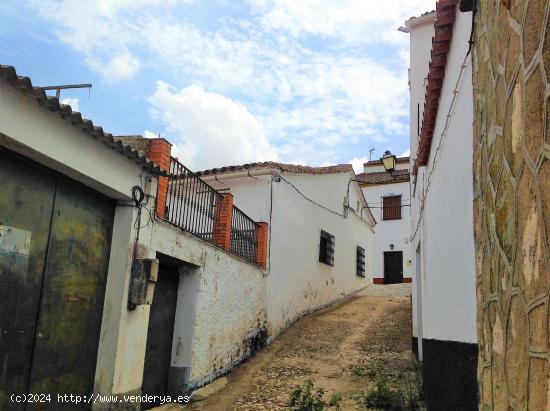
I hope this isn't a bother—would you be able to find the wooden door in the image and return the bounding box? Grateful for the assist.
[141,268,179,410]
[384,251,403,284]
[0,149,114,410]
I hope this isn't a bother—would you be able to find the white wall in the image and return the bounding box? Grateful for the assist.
[0,79,269,400]
[149,222,266,389]
[362,180,412,280]
[94,204,267,400]
[208,171,375,338]
[268,172,373,336]
[409,7,477,346]
[408,16,436,166]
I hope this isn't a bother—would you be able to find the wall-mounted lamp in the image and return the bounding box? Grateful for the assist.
[389,243,395,250]
[381,150,397,173]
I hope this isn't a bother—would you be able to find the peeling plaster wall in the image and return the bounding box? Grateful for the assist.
[473,1,550,409]
[94,209,266,405]
[149,222,267,389]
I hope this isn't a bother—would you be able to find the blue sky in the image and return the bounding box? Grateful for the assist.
[1,0,434,172]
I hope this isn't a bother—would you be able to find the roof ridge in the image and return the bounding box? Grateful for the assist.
[196,161,354,177]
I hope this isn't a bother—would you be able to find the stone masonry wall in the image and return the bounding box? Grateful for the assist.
[473,0,550,409]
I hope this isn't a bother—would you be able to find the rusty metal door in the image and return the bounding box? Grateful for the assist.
[0,149,113,410]
[141,268,179,410]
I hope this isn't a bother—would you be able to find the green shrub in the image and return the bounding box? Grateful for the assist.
[290,380,342,411]
[358,375,424,410]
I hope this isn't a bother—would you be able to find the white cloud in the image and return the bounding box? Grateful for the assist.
[60,97,79,111]
[87,50,141,81]
[141,17,410,165]
[148,82,277,170]
[28,0,431,165]
[29,0,194,81]
[400,149,410,157]
[143,130,159,139]
[249,0,435,44]
[350,156,369,174]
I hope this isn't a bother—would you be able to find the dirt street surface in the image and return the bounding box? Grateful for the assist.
[162,283,420,410]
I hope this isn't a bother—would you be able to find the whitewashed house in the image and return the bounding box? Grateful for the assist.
[358,155,412,285]
[0,65,271,410]
[401,2,477,409]
[197,162,376,338]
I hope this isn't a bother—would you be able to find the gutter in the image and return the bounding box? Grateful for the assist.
[199,168,279,182]
[398,11,437,33]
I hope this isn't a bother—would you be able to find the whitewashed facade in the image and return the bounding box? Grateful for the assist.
[200,164,376,338]
[0,66,268,409]
[402,3,478,409]
[358,158,412,284]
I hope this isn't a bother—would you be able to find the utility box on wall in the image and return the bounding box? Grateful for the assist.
[128,258,159,310]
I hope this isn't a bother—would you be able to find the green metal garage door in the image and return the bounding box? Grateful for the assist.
[0,148,114,410]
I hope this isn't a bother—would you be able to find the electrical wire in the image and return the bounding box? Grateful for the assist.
[278,174,346,217]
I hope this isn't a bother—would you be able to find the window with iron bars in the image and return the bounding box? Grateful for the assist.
[382,195,402,221]
[319,230,335,266]
[356,246,365,277]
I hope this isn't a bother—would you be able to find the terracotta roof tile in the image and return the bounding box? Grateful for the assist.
[0,65,165,175]
[417,0,459,167]
[356,169,410,185]
[196,162,354,177]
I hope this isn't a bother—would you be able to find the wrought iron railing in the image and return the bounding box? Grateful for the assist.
[230,206,259,264]
[165,157,222,243]
[163,157,260,265]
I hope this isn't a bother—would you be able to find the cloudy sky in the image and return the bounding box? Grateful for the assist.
[1,0,434,172]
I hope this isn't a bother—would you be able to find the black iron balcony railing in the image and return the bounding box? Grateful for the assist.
[164,157,222,243]
[162,156,260,265]
[230,206,258,264]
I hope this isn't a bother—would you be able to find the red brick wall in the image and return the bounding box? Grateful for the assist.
[147,138,172,219]
[212,193,233,251]
[256,222,268,268]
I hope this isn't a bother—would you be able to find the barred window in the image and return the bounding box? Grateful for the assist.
[319,230,335,266]
[356,246,365,277]
[383,195,402,221]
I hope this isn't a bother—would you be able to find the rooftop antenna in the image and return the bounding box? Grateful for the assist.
[39,83,92,99]
[369,148,375,161]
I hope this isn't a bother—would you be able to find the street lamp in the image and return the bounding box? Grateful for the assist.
[381,150,397,173]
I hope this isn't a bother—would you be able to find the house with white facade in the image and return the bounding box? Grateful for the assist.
[401,1,477,409]
[0,65,273,410]
[358,155,412,285]
[196,162,376,338]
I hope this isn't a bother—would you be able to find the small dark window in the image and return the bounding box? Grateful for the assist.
[383,195,402,221]
[356,246,366,277]
[319,230,335,266]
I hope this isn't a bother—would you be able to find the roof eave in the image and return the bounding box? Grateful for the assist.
[0,65,166,177]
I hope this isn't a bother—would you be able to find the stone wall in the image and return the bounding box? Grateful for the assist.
[472,0,550,409]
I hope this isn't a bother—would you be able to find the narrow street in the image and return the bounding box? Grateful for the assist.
[164,284,420,410]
